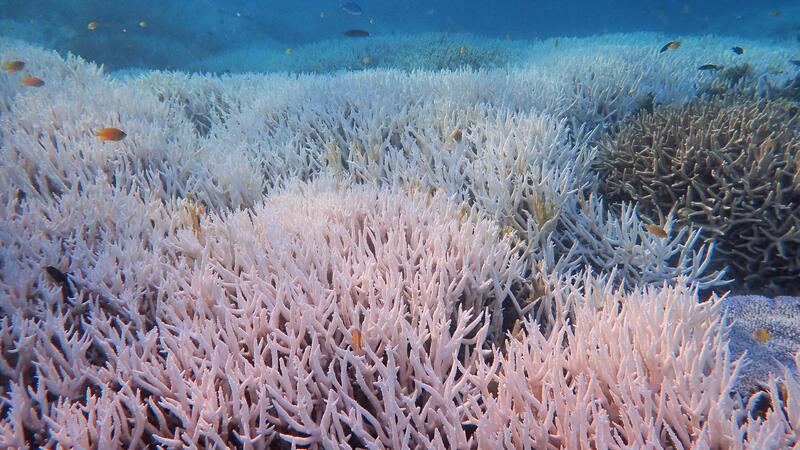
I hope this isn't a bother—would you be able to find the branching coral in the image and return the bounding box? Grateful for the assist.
[468,274,800,449]
[0,180,527,448]
[597,95,800,294]
[1,36,798,449]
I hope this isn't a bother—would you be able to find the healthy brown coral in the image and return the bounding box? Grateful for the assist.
[596,95,800,294]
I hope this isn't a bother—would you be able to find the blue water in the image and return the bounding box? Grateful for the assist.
[2,0,799,72]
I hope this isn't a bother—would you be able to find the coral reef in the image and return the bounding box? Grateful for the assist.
[597,95,800,295]
[1,34,799,448]
[1,180,526,448]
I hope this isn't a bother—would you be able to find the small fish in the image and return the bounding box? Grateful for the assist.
[285,47,293,55]
[361,55,372,65]
[95,127,127,141]
[789,59,800,66]
[451,127,462,142]
[659,40,681,53]
[235,11,241,17]
[87,21,98,30]
[340,1,363,15]
[768,9,782,17]
[698,64,722,71]
[138,20,148,28]
[369,17,374,24]
[753,328,771,343]
[45,266,69,285]
[45,266,74,302]
[344,29,369,37]
[731,46,744,55]
[20,76,44,87]
[502,225,517,240]
[319,11,326,18]
[459,45,466,55]
[351,328,362,354]
[761,136,776,152]
[4,60,24,73]
[645,224,668,238]
[121,28,127,33]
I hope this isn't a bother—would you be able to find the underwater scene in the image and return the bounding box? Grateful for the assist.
[1,0,800,448]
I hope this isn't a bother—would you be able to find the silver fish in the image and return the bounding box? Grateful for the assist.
[341,1,363,15]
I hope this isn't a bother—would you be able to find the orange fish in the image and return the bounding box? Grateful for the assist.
[95,127,127,141]
[4,60,24,73]
[459,45,466,55]
[451,127,463,143]
[351,328,362,354]
[87,21,98,30]
[361,55,372,65]
[645,224,668,238]
[20,76,44,87]
[753,328,771,343]
[138,20,148,28]
[285,47,293,55]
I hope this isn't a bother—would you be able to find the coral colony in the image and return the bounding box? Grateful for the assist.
[1,32,799,449]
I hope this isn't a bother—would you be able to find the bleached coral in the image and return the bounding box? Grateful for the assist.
[0,180,526,448]
[1,34,798,449]
[469,275,800,449]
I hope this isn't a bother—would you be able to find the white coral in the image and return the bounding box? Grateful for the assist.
[470,275,798,449]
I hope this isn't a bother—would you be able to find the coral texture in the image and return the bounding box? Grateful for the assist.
[1,180,526,448]
[1,35,799,448]
[470,276,800,449]
[597,95,800,294]
[723,295,800,396]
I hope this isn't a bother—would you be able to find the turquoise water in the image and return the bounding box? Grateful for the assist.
[2,0,799,72]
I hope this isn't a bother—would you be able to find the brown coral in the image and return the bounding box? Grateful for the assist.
[596,95,800,295]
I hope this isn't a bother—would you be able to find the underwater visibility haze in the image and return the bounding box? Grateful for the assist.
[1,0,800,448]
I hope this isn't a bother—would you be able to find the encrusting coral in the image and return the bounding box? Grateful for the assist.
[597,95,800,295]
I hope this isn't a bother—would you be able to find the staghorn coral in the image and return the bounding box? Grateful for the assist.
[597,95,800,295]
[189,66,724,290]
[1,36,798,448]
[0,180,526,448]
[2,178,797,447]
[468,273,800,449]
